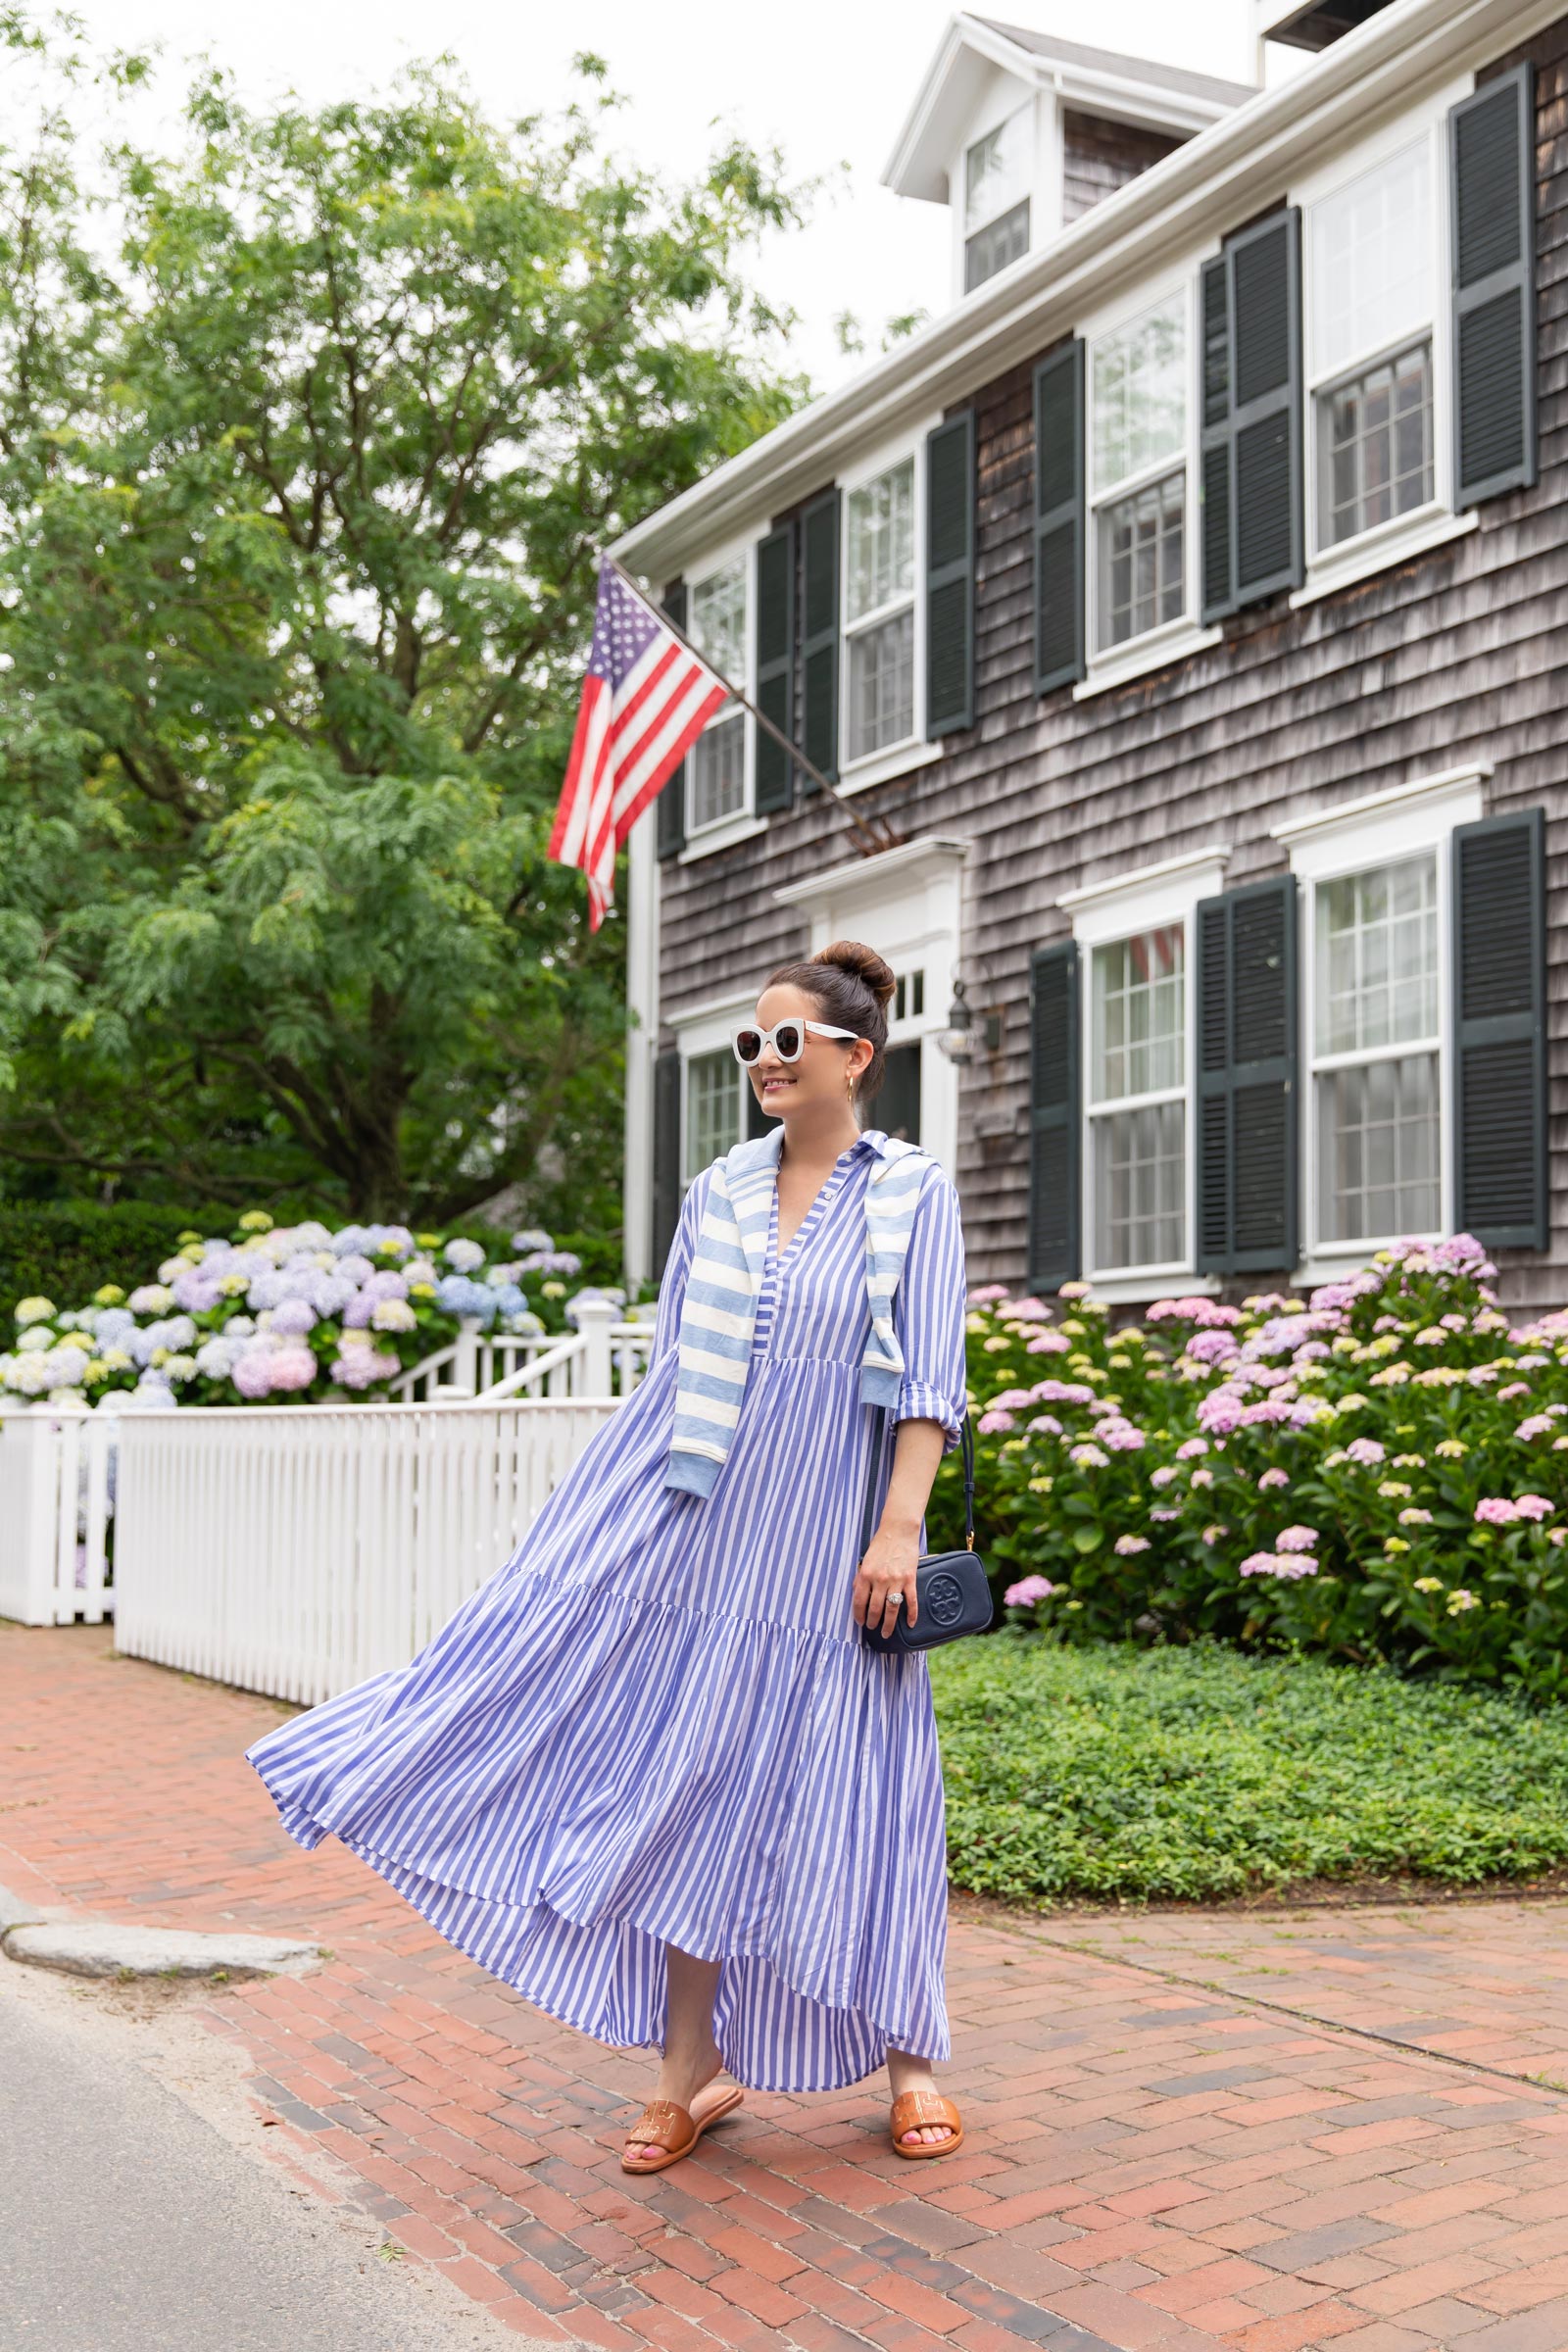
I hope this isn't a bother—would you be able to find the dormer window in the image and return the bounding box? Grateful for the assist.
[963,104,1032,291]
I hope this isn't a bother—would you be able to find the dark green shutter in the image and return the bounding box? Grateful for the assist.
[925,410,975,737]
[1200,258,1234,622]
[1033,341,1085,694]
[652,1047,682,1275]
[799,488,840,788]
[1200,210,1302,620]
[1028,942,1081,1291]
[1450,66,1538,508]
[1196,878,1298,1276]
[1452,809,1546,1250]
[745,1078,774,1139]
[754,522,795,813]
[656,583,687,858]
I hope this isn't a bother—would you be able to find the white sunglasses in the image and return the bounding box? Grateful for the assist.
[731,1017,858,1066]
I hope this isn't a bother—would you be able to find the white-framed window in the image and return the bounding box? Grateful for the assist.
[1087,286,1191,658]
[1059,850,1229,1295]
[1302,123,1448,564]
[686,553,749,833]
[1088,924,1188,1271]
[1273,766,1487,1267]
[683,1045,744,1185]
[1310,856,1441,1243]
[963,103,1033,293]
[842,445,921,772]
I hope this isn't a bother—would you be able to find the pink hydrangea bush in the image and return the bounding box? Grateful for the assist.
[937,1240,1568,1698]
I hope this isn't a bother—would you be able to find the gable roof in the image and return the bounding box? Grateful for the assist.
[973,20,1256,110]
[885,11,1254,203]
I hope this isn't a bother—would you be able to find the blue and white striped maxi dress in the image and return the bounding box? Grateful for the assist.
[245,1131,970,2093]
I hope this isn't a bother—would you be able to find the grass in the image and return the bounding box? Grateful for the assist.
[930,1635,1568,1905]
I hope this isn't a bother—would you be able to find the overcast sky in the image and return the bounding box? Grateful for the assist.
[53,1,1306,390]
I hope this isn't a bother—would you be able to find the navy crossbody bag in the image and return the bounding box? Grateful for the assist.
[857,1409,993,1652]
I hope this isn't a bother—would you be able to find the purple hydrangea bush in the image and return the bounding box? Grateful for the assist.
[955,1238,1568,1698]
[0,1214,621,1412]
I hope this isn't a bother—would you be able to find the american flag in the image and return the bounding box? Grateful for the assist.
[547,564,728,929]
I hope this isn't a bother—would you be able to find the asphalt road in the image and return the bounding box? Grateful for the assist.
[0,1979,556,2352]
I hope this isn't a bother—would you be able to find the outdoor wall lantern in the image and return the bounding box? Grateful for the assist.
[936,977,976,1064]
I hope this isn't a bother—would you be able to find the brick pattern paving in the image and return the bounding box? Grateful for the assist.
[8,1623,1568,2352]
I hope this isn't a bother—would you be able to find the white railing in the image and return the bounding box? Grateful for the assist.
[111,1397,620,1704]
[0,1407,113,1627]
[391,1298,656,1402]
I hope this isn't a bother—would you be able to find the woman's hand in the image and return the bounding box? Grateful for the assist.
[853,1520,921,1637]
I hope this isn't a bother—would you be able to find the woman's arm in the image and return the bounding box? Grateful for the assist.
[853,1169,969,1638]
[853,1418,947,1636]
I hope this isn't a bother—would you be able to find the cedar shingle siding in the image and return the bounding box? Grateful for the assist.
[655,21,1568,1316]
[1061,111,1185,225]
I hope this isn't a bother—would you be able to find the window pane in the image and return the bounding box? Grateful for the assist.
[1094,1100,1186,1268]
[1315,856,1438,1055]
[690,559,746,683]
[1317,341,1434,548]
[846,459,915,623]
[1093,296,1187,490]
[1317,1052,1440,1242]
[847,609,914,760]
[964,200,1031,292]
[689,710,745,829]
[965,105,1032,231]
[1097,468,1185,648]
[1312,139,1431,378]
[685,1049,741,1179]
[1092,924,1185,1102]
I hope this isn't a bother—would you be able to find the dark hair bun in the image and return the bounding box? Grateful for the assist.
[810,939,895,1013]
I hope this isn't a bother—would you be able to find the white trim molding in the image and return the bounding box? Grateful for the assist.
[1057,844,1232,934]
[1271,762,1490,865]
[771,833,972,1177]
[1063,847,1230,1291]
[1275,761,1488,1277]
[622,807,662,1289]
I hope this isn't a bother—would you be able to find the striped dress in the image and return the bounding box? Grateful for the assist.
[245,1131,970,2094]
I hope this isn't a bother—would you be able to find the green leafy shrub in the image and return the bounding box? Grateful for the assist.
[931,1638,1568,1901]
[0,1204,235,1334]
[928,1239,1568,1699]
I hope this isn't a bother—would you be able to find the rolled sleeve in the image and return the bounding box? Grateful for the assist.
[891,1169,969,1452]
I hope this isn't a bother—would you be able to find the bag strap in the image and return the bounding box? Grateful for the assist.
[858,1409,975,1558]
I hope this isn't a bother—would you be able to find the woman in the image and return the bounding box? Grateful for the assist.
[246,939,971,2172]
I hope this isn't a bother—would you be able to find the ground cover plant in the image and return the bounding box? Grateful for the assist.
[928,1237,1568,1698]
[0,1213,635,1408]
[930,1637,1568,1902]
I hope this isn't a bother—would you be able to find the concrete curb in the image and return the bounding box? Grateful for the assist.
[0,1893,320,1983]
[0,1880,48,1935]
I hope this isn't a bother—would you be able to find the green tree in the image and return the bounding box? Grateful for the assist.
[0,18,807,1223]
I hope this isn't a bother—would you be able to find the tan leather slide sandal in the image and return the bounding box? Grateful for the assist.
[889,2088,965,2159]
[619,2085,745,2174]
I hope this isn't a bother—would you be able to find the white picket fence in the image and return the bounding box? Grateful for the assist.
[0,1409,114,1628]
[0,1298,655,1691]
[112,1398,619,1703]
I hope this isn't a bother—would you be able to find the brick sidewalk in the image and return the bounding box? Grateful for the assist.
[7,1622,1568,2352]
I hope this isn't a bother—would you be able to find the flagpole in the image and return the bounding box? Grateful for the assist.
[605,557,897,858]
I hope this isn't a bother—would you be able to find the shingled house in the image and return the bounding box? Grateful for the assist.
[612,0,1563,1318]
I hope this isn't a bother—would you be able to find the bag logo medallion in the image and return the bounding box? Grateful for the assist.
[926,1571,965,1626]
